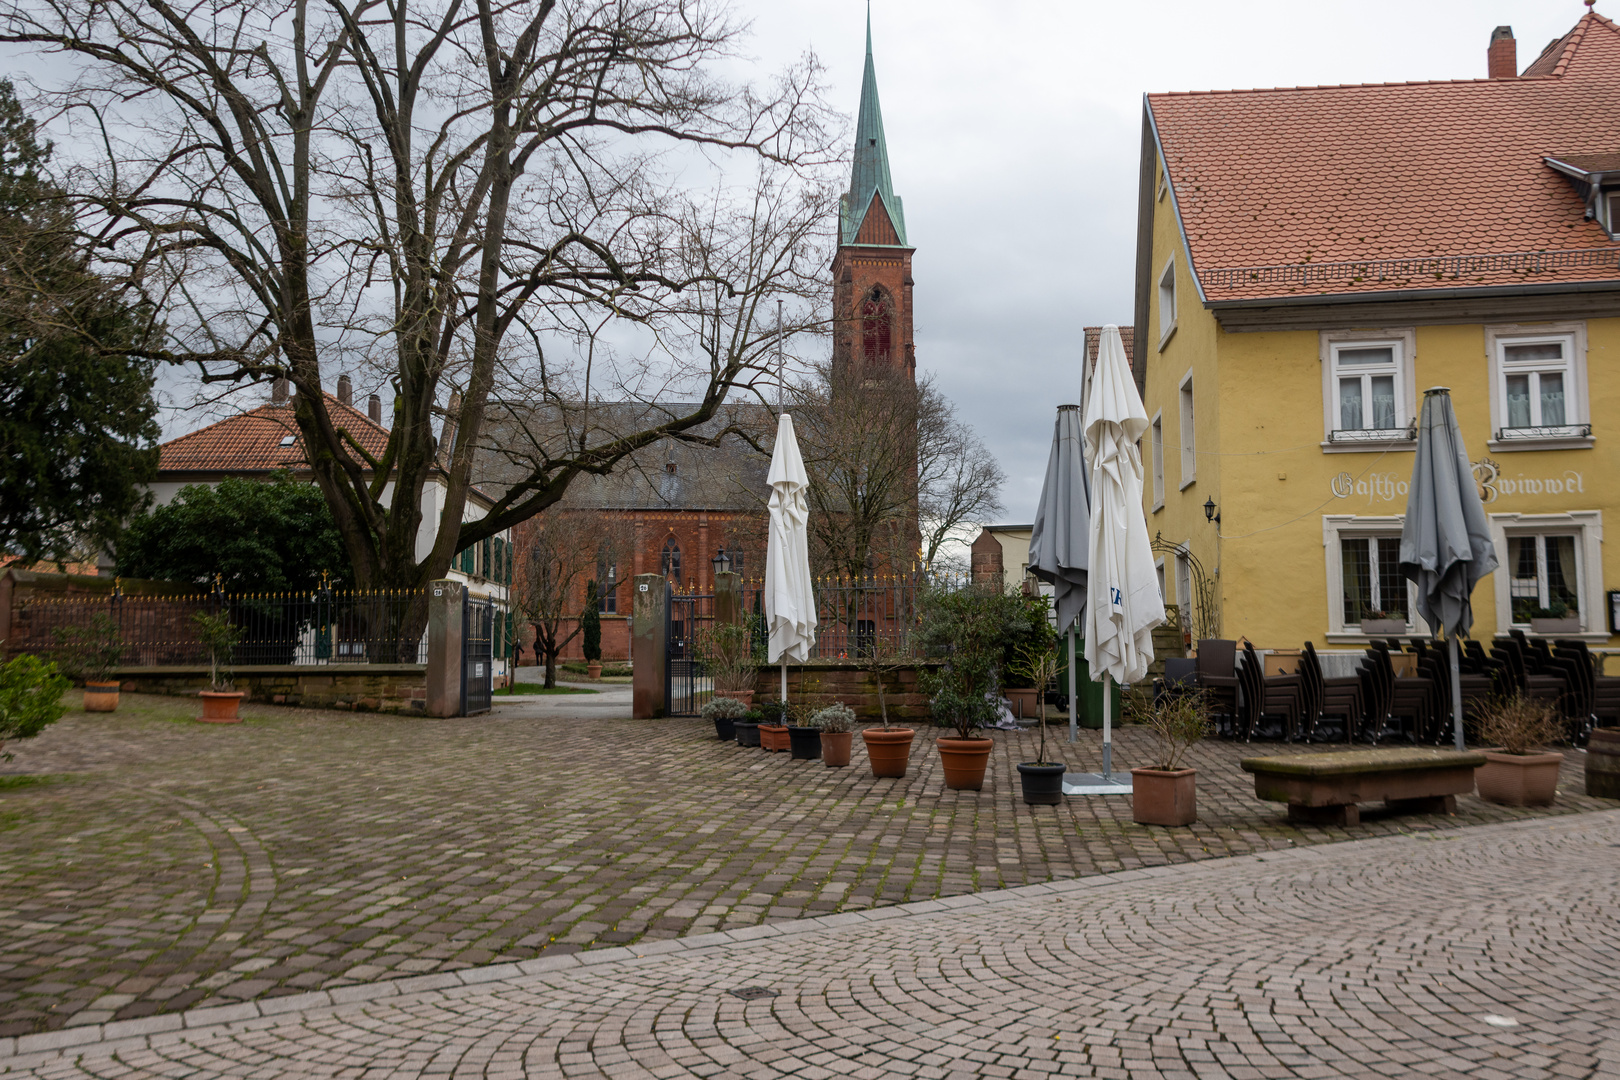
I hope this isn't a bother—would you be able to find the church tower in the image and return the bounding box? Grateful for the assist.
[831,14,914,379]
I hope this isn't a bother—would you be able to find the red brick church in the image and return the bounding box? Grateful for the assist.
[493,17,918,663]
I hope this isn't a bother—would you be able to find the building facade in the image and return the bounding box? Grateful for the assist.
[1135,13,1620,651]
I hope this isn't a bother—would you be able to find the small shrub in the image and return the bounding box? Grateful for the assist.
[51,614,125,684]
[756,699,790,726]
[698,623,756,692]
[191,612,240,691]
[701,696,748,720]
[1477,694,1563,754]
[0,654,72,748]
[581,581,602,662]
[1130,690,1213,771]
[741,709,764,723]
[812,703,856,732]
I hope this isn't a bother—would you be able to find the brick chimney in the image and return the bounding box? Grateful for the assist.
[337,373,352,407]
[1489,25,1517,79]
[368,393,382,424]
[271,377,289,406]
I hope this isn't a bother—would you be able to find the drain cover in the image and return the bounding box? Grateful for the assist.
[728,986,779,1001]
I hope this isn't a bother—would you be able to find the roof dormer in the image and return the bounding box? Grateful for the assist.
[1544,153,1620,238]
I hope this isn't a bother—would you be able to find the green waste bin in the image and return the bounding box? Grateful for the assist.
[1055,638,1122,730]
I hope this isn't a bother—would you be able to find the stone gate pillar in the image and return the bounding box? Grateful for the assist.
[426,579,465,717]
[631,574,668,719]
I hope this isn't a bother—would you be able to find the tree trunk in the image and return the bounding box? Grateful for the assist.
[544,649,557,689]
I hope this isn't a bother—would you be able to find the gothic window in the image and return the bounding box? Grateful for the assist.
[661,537,682,584]
[860,287,892,364]
[596,562,618,614]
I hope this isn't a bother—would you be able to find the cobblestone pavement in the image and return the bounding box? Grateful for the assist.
[0,810,1615,1079]
[0,692,1613,1038]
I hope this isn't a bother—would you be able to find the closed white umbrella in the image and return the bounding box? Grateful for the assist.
[1083,325,1166,778]
[764,412,817,699]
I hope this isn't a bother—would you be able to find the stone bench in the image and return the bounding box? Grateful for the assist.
[1241,748,1486,826]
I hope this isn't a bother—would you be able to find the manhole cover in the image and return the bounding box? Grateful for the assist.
[728,986,779,1001]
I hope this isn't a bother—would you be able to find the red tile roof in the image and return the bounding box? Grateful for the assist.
[1147,12,1620,302]
[1083,325,1135,369]
[158,395,390,474]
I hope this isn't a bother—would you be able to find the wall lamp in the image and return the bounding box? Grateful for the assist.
[1203,498,1220,526]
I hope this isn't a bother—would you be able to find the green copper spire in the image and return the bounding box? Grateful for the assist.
[840,7,907,246]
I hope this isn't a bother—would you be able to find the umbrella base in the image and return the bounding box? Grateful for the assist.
[1061,772,1133,795]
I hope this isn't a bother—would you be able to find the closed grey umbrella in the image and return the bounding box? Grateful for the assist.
[1028,404,1089,743]
[1399,387,1499,751]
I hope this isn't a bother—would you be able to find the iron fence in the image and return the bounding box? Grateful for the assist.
[728,570,971,661]
[15,585,431,667]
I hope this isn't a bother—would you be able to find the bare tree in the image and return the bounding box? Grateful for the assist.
[0,0,837,637]
[512,508,632,688]
[792,360,1004,579]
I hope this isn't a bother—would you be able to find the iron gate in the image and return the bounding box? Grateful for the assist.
[462,598,494,716]
[665,585,715,717]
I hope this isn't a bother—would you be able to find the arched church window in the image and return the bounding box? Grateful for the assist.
[661,537,682,584]
[860,287,892,364]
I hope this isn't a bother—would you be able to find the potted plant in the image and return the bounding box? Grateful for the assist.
[1000,593,1058,721]
[0,654,71,758]
[701,695,746,741]
[1358,609,1407,635]
[917,584,1028,791]
[52,613,125,712]
[756,698,791,752]
[1528,601,1581,635]
[192,611,245,723]
[1129,690,1212,826]
[582,581,603,679]
[812,703,855,767]
[1475,694,1565,806]
[703,623,756,707]
[733,708,763,747]
[860,633,915,778]
[1010,643,1064,805]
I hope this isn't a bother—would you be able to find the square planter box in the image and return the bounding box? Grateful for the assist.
[1529,617,1581,635]
[1359,619,1408,636]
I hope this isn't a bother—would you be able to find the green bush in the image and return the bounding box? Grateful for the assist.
[1000,593,1058,687]
[50,613,124,683]
[192,612,240,691]
[0,654,71,744]
[812,703,856,732]
[701,696,748,720]
[581,581,602,662]
[917,583,1034,739]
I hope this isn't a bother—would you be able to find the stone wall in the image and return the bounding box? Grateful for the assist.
[113,665,428,714]
[751,661,943,722]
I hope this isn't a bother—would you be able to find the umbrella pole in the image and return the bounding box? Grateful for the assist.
[1067,629,1077,744]
[1449,635,1465,752]
[1102,673,1112,780]
[781,660,787,704]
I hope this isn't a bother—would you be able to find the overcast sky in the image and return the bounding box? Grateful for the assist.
[744,0,1582,525]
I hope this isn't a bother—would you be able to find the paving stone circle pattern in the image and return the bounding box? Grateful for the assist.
[0,811,1615,1078]
[0,693,1614,1048]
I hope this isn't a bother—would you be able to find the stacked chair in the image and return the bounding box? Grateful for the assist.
[1554,639,1620,738]
[1298,641,1369,744]
[1194,639,1242,737]
[1367,641,1437,744]
[1238,641,1308,742]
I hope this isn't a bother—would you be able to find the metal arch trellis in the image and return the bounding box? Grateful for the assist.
[1151,533,1219,644]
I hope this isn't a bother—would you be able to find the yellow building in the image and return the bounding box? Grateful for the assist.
[1133,13,1620,652]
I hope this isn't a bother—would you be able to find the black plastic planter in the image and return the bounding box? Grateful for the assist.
[1017,762,1066,805]
[734,722,761,747]
[787,725,822,760]
[713,716,737,741]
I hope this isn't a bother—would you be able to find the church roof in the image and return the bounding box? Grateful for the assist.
[839,12,908,248]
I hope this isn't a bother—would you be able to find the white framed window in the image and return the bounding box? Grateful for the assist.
[1155,558,1166,603]
[1174,547,1192,630]
[1319,329,1416,450]
[1486,323,1590,450]
[1178,372,1195,488]
[1322,515,1429,641]
[1150,413,1164,510]
[1488,511,1603,636]
[1157,259,1177,348]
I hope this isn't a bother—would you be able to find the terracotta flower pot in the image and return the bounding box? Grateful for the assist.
[936,737,994,791]
[1131,767,1197,826]
[862,727,915,777]
[82,681,121,713]
[1005,688,1041,719]
[715,690,755,708]
[820,730,852,767]
[1476,750,1563,807]
[198,690,245,724]
[733,721,761,748]
[1016,761,1066,805]
[587,661,603,679]
[758,724,791,752]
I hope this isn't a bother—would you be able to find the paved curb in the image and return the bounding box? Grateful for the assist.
[1,807,1613,1071]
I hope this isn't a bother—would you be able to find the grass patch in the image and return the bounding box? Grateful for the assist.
[497,684,599,696]
[0,774,64,791]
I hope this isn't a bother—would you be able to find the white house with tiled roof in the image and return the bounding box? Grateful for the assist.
[1131,9,1620,653]
[145,378,513,673]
